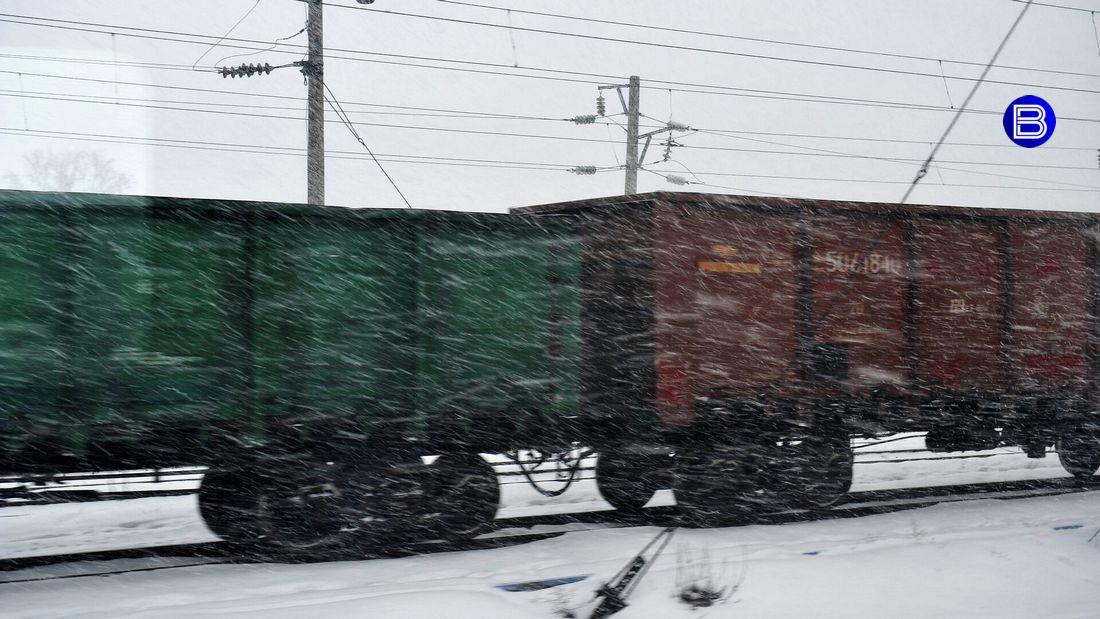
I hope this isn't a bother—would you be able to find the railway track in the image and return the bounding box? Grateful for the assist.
[3,476,1095,584]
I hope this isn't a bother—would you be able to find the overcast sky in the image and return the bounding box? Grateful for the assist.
[1,0,1098,212]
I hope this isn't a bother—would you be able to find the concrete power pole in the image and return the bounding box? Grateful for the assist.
[306,0,325,206]
[624,76,640,195]
[585,75,688,194]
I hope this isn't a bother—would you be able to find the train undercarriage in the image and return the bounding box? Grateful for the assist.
[179,393,1100,557]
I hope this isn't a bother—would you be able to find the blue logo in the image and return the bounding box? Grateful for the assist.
[1002,95,1055,148]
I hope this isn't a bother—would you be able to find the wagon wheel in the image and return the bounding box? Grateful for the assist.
[420,453,500,541]
[1057,427,1100,482]
[199,459,376,558]
[786,431,853,510]
[673,441,764,526]
[197,469,262,545]
[596,452,668,515]
[252,462,364,554]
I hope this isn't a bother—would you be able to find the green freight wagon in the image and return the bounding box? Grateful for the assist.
[0,189,624,552]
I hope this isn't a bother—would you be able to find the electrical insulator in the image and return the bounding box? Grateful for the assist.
[596,94,606,117]
[665,174,689,186]
[666,121,690,132]
[571,115,597,125]
[218,63,275,78]
[662,139,682,162]
[569,166,598,175]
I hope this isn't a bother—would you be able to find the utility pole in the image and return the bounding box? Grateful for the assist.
[624,76,640,195]
[593,76,656,196]
[305,0,325,206]
[217,0,385,206]
[578,76,691,193]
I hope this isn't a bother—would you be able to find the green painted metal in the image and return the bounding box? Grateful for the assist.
[0,190,581,467]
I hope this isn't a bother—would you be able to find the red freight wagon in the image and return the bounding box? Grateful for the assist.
[516,192,1100,519]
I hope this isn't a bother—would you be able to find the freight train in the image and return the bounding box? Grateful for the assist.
[1,189,1098,554]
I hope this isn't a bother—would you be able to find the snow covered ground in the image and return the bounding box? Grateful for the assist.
[3,491,1099,618]
[2,435,1099,618]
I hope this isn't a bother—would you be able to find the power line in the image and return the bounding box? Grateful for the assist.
[692,125,1095,152]
[683,133,1095,172]
[5,89,1096,187]
[643,165,1100,193]
[640,167,796,199]
[191,0,261,70]
[0,86,590,122]
[690,131,1100,189]
[0,89,626,144]
[321,80,412,207]
[214,26,306,68]
[315,3,1100,95]
[433,0,1100,80]
[4,66,1097,153]
[0,126,595,171]
[899,0,1034,204]
[0,52,206,72]
[1007,0,1095,13]
[4,125,1094,196]
[0,15,601,84]
[0,70,598,122]
[4,15,1100,122]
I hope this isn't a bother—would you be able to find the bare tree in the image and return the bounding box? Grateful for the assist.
[6,149,133,194]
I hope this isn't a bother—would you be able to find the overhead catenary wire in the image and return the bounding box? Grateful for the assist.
[0,52,208,72]
[686,129,1100,190]
[641,168,797,199]
[6,88,1097,184]
[0,126,602,172]
[1007,0,1094,13]
[190,0,262,70]
[0,89,623,143]
[433,0,1100,79]
[900,0,1035,204]
[4,13,1100,119]
[690,125,1095,153]
[5,45,1098,127]
[0,86,592,122]
[641,152,1100,194]
[643,166,1100,193]
[5,65,1099,157]
[4,125,1089,195]
[3,88,1096,195]
[0,70,589,122]
[311,3,1100,95]
[2,17,1099,128]
[5,64,1097,154]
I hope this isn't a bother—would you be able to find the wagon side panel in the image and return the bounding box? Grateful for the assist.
[913,218,1004,392]
[660,206,799,414]
[1011,221,1089,389]
[810,216,908,394]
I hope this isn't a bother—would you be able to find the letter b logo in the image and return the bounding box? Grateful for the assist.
[1003,95,1055,148]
